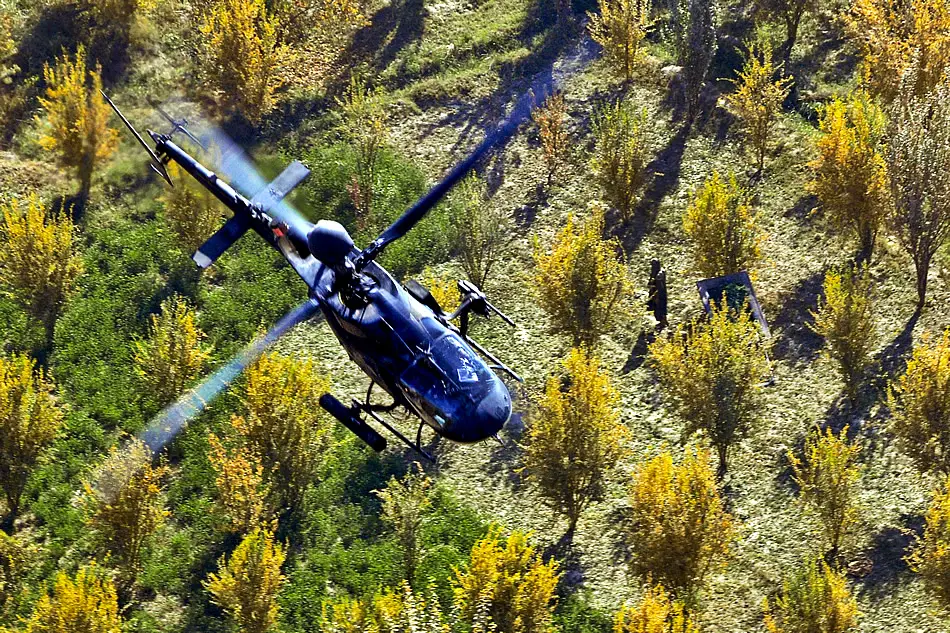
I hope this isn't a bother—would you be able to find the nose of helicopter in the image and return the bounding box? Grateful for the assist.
[442,379,512,443]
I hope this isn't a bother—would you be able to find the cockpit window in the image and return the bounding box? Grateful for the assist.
[430,334,492,388]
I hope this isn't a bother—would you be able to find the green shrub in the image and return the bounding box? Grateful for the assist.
[790,426,862,557]
[591,101,650,223]
[810,266,876,404]
[763,557,858,633]
[299,143,454,279]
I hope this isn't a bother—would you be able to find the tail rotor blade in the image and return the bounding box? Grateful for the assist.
[101,91,172,186]
[140,299,322,453]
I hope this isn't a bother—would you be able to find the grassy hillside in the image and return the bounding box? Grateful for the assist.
[1,0,949,631]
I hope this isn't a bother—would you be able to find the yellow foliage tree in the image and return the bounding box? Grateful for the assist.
[726,40,793,173]
[613,583,701,633]
[161,162,225,253]
[374,463,434,583]
[683,171,763,279]
[790,426,862,558]
[205,525,286,633]
[454,526,560,633]
[0,194,83,347]
[421,267,461,314]
[321,582,450,633]
[0,528,26,615]
[208,428,270,534]
[0,353,64,518]
[524,347,629,534]
[0,12,32,145]
[22,565,122,633]
[908,475,950,608]
[533,93,569,186]
[847,0,950,102]
[588,0,653,81]
[809,91,889,262]
[84,439,168,577]
[238,351,333,511]
[133,295,212,411]
[200,0,291,124]
[649,305,769,475]
[626,447,734,594]
[809,266,876,404]
[36,45,118,198]
[888,329,950,474]
[763,557,858,633]
[591,101,650,222]
[533,206,634,347]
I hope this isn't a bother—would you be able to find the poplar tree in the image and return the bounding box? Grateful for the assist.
[205,525,286,633]
[809,91,889,262]
[525,347,629,534]
[36,46,118,199]
[0,194,83,348]
[200,0,290,123]
[133,295,212,412]
[0,353,64,518]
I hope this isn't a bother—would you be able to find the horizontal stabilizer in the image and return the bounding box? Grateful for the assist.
[193,214,252,268]
[250,160,310,215]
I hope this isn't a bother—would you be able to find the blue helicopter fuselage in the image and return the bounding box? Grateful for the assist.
[313,259,512,443]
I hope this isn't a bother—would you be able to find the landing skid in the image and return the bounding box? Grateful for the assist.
[319,384,434,463]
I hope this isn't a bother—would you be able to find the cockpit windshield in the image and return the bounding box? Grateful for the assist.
[430,334,492,389]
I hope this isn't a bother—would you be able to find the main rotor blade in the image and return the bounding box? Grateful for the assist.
[140,299,322,453]
[359,36,595,265]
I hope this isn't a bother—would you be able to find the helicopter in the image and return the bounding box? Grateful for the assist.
[102,73,567,461]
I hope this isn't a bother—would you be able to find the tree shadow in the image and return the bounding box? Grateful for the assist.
[13,4,87,80]
[514,182,548,229]
[771,268,826,364]
[877,308,921,381]
[346,0,427,77]
[784,193,819,224]
[853,514,924,598]
[616,124,689,254]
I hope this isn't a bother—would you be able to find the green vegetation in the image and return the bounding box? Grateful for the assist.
[0,0,947,630]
